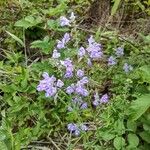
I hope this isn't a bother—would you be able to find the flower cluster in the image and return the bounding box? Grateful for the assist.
[37,72,64,97]
[60,12,75,27]
[78,36,103,65]
[123,63,133,73]
[93,93,109,106]
[66,76,89,97]
[67,123,88,136]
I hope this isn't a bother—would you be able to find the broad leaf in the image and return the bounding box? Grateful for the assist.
[113,136,125,150]
[129,94,150,121]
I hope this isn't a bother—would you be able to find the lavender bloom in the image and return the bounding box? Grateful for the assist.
[115,47,124,57]
[80,124,88,131]
[90,50,103,59]
[66,84,75,94]
[78,46,86,57]
[42,72,49,79]
[57,40,65,49]
[56,79,64,88]
[93,100,99,106]
[75,85,89,97]
[77,69,84,78]
[87,58,92,67]
[67,123,77,132]
[74,129,80,136]
[108,56,117,66]
[69,12,76,22]
[123,63,133,73]
[80,102,88,109]
[52,49,60,58]
[64,69,73,78]
[62,33,70,44]
[61,58,73,68]
[60,16,70,26]
[88,35,95,45]
[72,97,83,105]
[78,77,89,85]
[100,94,109,103]
[45,87,57,97]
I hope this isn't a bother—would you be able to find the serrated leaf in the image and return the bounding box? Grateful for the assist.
[129,94,150,121]
[6,31,25,47]
[128,133,139,148]
[113,137,125,150]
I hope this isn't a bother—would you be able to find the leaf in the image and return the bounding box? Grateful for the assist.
[139,65,150,83]
[111,0,121,16]
[139,131,150,143]
[127,120,137,132]
[129,94,150,121]
[113,137,125,150]
[15,16,42,29]
[6,31,25,47]
[128,133,139,148]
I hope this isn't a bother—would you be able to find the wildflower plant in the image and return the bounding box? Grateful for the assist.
[36,12,134,138]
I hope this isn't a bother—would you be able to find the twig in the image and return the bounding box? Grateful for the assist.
[47,137,61,150]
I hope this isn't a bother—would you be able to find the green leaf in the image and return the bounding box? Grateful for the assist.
[129,94,150,121]
[128,133,139,148]
[6,31,25,47]
[15,16,42,29]
[127,120,137,132]
[113,137,125,150]
[30,36,54,54]
[111,0,121,16]
[139,131,150,143]
[139,65,150,83]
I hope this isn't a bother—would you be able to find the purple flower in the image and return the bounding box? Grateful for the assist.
[78,47,86,57]
[56,79,64,88]
[74,129,80,136]
[100,94,109,103]
[115,47,124,57]
[64,70,73,78]
[66,84,75,94]
[77,69,84,78]
[80,102,88,109]
[90,50,103,59]
[57,40,65,49]
[67,123,77,132]
[88,35,95,45]
[87,58,92,67]
[45,87,57,97]
[62,33,70,44]
[93,100,99,106]
[60,16,70,26]
[108,56,117,66]
[61,58,73,68]
[69,12,76,22]
[78,77,89,85]
[72,97,83,105]
[42,72,49,79]
[75,85,89,97]
[52,49,60,58]
[123,63,133,73]
[80,124,88,131]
